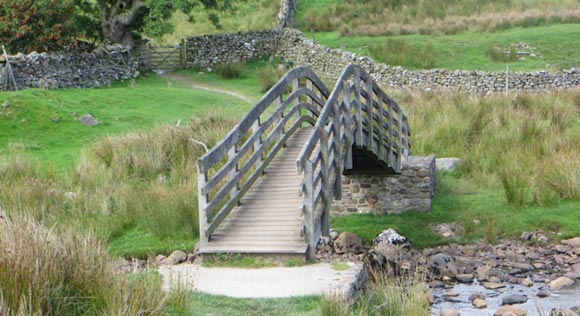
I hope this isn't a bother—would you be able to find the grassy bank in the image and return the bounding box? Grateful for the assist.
[297,0,580,36]
[311,24,580,71]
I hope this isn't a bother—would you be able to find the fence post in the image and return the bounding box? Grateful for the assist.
[181,38,187,68]
[197,162,209,245]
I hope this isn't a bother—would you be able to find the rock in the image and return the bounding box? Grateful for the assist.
[456,273,474,283]
[372,228,411,248]
[334,232,363,254]
[522,277,533,287]
[549,307,580,316]
[483,282,506,290]
[329,229,339,241]
[161,250,187,265]
[502,294,527,305]
[155,254,166,264]
[436,158,461,172]
[469,293,485,303]
[473,298,487,308]
[440,308,460,316]
[427,289,435,305]
[537,288,550,298]
[562,237,580,248]
[521,231,533,241]
[549,276,574,291]
[428,253,458,279]
[443,291,459,298]
[476,265,491,281]
[1,100,9,108]
[79,114,99,126]
[317,236,333,252]
[494,305,527,316]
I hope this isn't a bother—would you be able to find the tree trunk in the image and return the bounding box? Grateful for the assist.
[99,0,145,49]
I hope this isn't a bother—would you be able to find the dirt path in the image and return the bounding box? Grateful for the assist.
[163,73,254,105]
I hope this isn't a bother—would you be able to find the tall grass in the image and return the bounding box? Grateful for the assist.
[399,88,580,207]
[0,215,168,316]
[299,0,580,36]
[0,111,238,255]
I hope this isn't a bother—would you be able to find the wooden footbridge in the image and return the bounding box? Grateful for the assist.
[197,64,411,260]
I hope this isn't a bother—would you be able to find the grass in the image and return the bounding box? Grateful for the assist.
[202,253,277,269]
[311,24,580,71]
[158,0,280,45]
[0,72,251,171]
[297,0,580,37]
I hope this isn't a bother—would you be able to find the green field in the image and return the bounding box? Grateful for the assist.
[312,24,580,71]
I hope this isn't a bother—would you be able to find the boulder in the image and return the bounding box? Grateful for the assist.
[79,114,99,126]
[160,250,187,265]
[456,273,474,283]
[562,237,580,248]
[440,308,460,316]
[549,276,574,291]
[494,305,527,316]
[549,306,580,316]
[436,158,461,172]
[473,298,487,309]
[502,294,527,305]
[428,253,457,279]
[372,228,411,248]
[333,232,363,254]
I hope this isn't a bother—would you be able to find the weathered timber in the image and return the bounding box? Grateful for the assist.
[197,64,411,260]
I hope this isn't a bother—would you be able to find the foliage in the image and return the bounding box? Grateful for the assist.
[256,63,286,92]
[216,63,245,79]
[202,253,277,268]
[0,0,78,53]
[302,9,333,32]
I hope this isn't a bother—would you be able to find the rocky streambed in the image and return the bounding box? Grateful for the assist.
[318,230,580,316]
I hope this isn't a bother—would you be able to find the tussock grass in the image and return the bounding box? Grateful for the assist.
[299,0,580,37]
[0,111,238,257]
[369,39,436,69]
[0,215,168,316]
[399,88,580,207]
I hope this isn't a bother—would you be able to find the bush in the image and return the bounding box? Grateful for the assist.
[486,45,518,63]
[216,63,244,79]
[0,0,79,53]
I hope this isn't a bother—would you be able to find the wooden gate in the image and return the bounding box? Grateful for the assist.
[141,41,186,71]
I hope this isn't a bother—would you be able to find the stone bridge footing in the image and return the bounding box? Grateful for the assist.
[333,155,436,216]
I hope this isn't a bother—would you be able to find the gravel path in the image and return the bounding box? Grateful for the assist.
[158,262,365,299]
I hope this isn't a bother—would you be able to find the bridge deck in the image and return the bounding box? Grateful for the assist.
[200,127,312,255]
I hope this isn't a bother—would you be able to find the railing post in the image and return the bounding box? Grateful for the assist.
[342,80,354,170]
[377,93,386,162]
[320,132,331,237]
[365,78,375,154]
[353,67,364,147]
[332,96,342,199]
[197,162,209,245]
[303,161,316,261]
[228,146,239,200]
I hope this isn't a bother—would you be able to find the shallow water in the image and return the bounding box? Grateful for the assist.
[431,281,580,315]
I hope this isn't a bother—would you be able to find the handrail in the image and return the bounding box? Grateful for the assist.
[296,64,411,259]
[197,66,330,245]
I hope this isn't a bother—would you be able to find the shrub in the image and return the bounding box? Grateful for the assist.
[216,63,244,79]
[0,0,79,53]
[486,45,518,63]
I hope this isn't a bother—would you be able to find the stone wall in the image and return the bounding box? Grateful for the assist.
[333,155,436,216]
[277,0,297,29]
[184,30,279,67]
[0,46,138,91]
[277,28,580,93]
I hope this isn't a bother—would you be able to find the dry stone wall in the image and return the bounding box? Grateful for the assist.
[0,47,138,91]
[184,30,279,67]
[277,29,580,93]
[333,156,436,215]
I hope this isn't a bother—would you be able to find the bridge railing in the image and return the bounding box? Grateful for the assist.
[297,64,411,259]
[197,66,330,245]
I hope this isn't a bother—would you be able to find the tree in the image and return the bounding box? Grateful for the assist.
[79,0,237,49]
[0,0,79,53]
